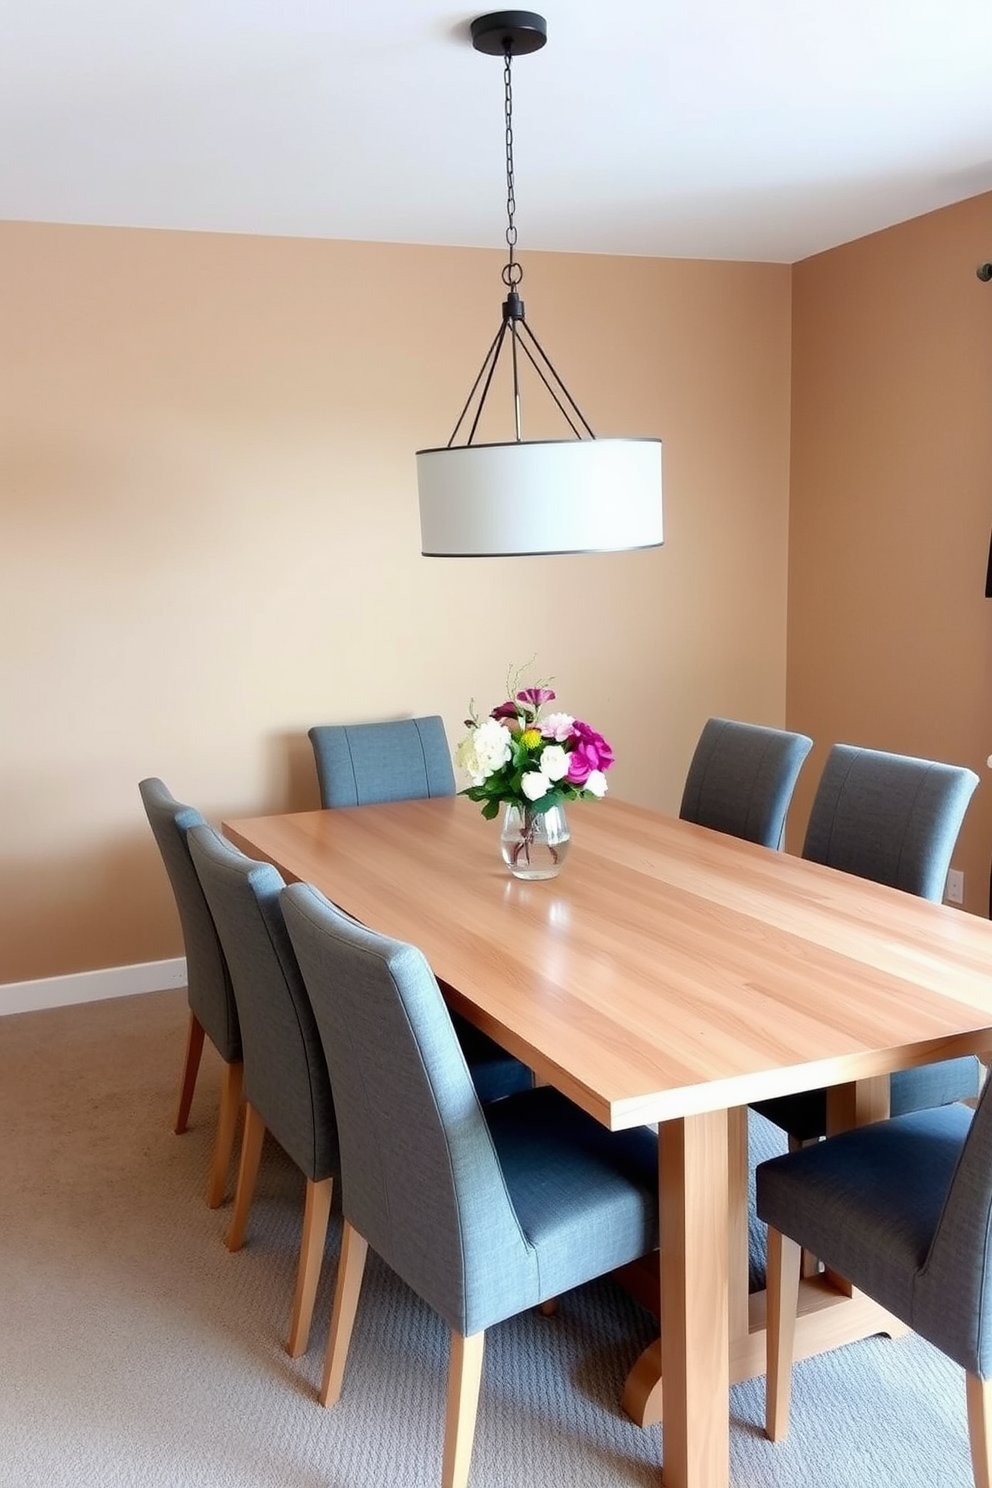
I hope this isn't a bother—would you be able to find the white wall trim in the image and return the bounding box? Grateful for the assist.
[0,958,188,1017]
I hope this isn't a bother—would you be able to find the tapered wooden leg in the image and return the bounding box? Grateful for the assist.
[207,1058,243,1209]
[174,1012,205,1134]
[765,1227,802,1442]
[287,1176,334,1359]
[320,1221,369,1407]
[226,1103,266,1251]
[966,1372,992,1488]
[443,1331,485,1488]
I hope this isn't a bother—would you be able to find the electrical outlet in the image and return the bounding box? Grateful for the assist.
[946,868,964,905]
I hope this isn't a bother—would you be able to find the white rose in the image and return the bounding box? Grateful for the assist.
[455,718,512,785]
[540,744,569,782]
[583,769,608,798]
[521,769,551,801]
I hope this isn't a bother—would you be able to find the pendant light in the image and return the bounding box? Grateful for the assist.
[416,10,664,558]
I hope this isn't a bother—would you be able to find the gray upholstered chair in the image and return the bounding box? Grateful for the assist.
[679,717,813,849]
[138,777,242,1208]
[281,881,659,1488]
[751,744,982,1142]
[307,714,532,1105]
[308,716,456,807]
[187,825,338,1359]
[757,1085,992,1488]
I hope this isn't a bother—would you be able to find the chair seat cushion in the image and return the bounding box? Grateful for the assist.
[486,1086,659,1310]
[756,1104,973,1325]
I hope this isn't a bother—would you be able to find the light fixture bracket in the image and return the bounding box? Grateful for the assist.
[470,11,548,57]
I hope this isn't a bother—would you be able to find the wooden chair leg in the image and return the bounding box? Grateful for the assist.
[967,1372,992,1488]
[226,1103,266,1252]
[174,1012,205,1135]
[320,1221,369,1407]
[207,1058,243,1209]
[443,1330,486,1488]
[765,1226,802,1442]
[287,1176,334,1359]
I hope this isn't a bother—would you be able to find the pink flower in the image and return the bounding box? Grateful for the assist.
[540,711,576,743]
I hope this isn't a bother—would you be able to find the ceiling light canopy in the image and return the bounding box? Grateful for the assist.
[416,11,664,558]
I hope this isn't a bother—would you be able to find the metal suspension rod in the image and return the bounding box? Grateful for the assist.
[446,321,509,447]
[515,320,596,438]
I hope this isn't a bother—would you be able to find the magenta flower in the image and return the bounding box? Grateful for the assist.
[571,719,615,772]
[565,741,601,786]
[517,686,556,710]
[490,700,520,721]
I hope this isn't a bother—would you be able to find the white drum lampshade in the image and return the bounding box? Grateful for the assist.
[417,437,663,556]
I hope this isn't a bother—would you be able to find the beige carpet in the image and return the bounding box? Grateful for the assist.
[0,990,976,1487]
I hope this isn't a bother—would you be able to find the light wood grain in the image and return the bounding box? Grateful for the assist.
[225,796,992,1488]
[206,1056,243,1210]
[225,797,992,1131]
[173,1009,205,1135]
[967,1372,992,1488]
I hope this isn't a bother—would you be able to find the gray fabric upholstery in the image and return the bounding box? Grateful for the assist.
[308,717,456,808]
[187,826,337,1182]
[801,744,979,899]
[679,717,813,849]
[752,744,981,1140]
[756,1087,992,1378]
[138,777,240,1063]
[281,880,659,1338]
[307,714,531,1105]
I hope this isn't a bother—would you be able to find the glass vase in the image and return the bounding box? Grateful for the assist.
[500,802,570,880]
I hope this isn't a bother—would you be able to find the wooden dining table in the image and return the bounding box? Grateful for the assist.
[223,794,992,1488]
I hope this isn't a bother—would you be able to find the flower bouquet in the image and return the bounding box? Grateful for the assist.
[454,673,614,878]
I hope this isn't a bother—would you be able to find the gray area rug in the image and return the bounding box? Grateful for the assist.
[0,990,975,1487]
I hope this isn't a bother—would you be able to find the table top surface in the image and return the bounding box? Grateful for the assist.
[224,795,992,1131]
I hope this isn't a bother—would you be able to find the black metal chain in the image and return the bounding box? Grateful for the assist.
[502,46,523,290]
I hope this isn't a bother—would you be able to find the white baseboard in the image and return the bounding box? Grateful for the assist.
[0,958,188,1017]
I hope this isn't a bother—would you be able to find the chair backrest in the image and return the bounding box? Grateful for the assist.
[281,880,535,1335]
[307,716,456,808]
[138,777,240,1062]
[910,1076,992,1376]
[801,744,979,901]
[187,825,336,1182]
[679,718,813,848]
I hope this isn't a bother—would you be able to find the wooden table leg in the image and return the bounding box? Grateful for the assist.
[622,1094,906,1435]
[658,1108,730,1488]
[621,1105,746,1433]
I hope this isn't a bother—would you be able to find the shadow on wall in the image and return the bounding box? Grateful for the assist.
[263,729,323,815]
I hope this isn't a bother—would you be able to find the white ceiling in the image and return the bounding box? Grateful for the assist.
[4,0,992,264]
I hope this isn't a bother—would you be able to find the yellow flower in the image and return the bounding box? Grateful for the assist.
[520,728,542,750]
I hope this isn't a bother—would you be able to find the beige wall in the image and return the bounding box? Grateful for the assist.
[0,223,792,981]
[787,191,992,910]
